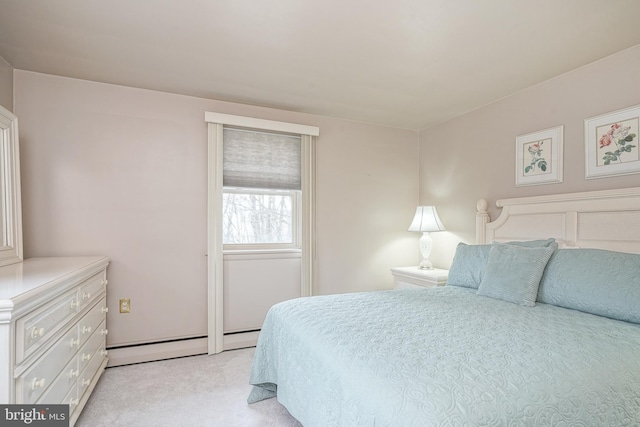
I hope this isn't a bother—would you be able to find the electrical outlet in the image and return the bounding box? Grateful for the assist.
[119,298,131,313]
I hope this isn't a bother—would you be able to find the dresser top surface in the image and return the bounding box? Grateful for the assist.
[0,256,109,301]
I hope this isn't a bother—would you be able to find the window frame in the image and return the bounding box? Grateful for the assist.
[222,186,302,252]
[206,111,318,354]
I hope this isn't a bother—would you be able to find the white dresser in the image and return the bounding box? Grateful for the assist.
[0,256,110,426]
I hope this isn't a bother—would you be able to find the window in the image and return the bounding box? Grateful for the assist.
[222,188,300,248]
[222,127,302,250]
[206,111,318,353]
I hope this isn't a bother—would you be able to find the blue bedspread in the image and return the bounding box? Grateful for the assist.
[248,286,640,426]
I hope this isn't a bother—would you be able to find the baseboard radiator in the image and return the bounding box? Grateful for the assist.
[107,336,208,367]
[223,329,260,351]
[106,331,261,367]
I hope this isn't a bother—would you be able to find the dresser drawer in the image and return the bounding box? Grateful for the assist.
[77,339,107,399]
[37,353,79,405]
[69,342,106,427]
[79,320,107,374]
[63,386,80,419]
[16,324,80,403]
[16,287,79,364]
[78,272,106,311]
[78,298,108,348]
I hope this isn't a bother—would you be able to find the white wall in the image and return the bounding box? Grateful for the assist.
[0,55,12,111]
[420,44,640,269]
[14,70,419,348]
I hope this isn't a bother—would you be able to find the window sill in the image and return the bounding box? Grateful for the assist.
[222,248,302,260]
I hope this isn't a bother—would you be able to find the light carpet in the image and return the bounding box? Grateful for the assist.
[76,347,302,427]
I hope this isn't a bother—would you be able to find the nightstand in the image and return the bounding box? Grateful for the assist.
[390,267,449,289]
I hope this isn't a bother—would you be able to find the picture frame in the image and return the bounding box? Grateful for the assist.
[585,104,640,179]
[515,125,563,187]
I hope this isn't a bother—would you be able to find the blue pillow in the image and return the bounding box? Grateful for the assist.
[538,249,640,324]
[477,244,555,306]
[447,239,557,289]
[446,244,489,289]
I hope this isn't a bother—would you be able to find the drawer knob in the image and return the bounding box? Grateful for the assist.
[71,299,79,309]
[82,326,92,335]
[81,379,91,387]
[70,398,79,406]
[70,369,79,379]
[81,353,92,362]
[101,328,109,336]
[100,350,108,357]
[101,306,109,314]
[82,292,91,300]
[30,327,45,340]
[70,338,80,348]
[31,377,46,390]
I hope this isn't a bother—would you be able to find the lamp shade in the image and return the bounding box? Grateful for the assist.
[408,206,445,232]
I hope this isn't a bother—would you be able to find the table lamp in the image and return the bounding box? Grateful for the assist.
[408,206,445,269]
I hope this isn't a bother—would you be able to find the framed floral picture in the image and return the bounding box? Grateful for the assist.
[515,125,563,186]
[585,104,640,179]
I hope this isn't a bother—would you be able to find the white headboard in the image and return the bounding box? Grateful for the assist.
[476,187,640,254]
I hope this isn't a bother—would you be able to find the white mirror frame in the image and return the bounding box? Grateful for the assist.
[0,105,23,267]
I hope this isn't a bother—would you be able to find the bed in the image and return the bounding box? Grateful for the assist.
[248,187,640,426]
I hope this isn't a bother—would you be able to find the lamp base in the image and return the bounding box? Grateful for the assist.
[418,261,434,270]
[417,232,434,270]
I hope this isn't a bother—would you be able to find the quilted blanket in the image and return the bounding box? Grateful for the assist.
[248,287,640,426]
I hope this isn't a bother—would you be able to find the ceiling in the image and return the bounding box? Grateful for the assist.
[1,1,639,130]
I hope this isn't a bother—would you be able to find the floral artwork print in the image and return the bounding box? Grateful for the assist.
[585,105,640,179]
[597,118,638,166]
[524,138,551,175]
[516,125,563,186]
